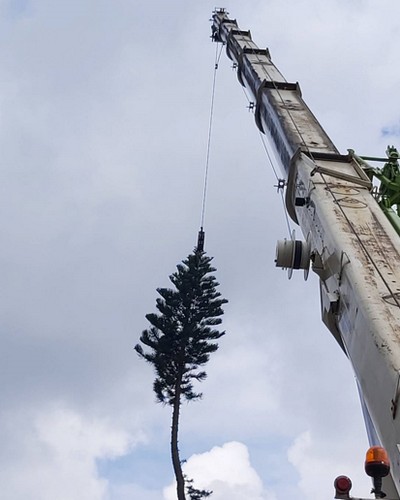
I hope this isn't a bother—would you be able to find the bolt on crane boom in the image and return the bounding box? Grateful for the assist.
[212,8,400,499]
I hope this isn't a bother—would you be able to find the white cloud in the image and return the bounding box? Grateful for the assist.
[107,483,162,500]
[0,404,141,500]
[288,431,371,500]
[163,441,276,500]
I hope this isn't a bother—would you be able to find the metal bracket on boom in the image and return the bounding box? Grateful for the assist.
[391,370,400,419]
[253,80,302,134]
[274,179,286,192]
[308,151,372,189]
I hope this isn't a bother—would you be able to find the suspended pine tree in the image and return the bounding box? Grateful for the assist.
[135,248,228,500]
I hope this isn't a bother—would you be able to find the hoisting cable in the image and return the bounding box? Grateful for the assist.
[197,41,224,252]
[240,85,292,237]
[258,131,293,237]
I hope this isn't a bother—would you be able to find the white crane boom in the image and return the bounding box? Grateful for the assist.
[212,9,400,499]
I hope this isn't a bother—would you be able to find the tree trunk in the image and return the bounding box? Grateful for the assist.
[171,376,185,500]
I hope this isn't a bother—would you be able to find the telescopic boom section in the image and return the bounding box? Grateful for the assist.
[212,9,338,176]
[212,9,400,499]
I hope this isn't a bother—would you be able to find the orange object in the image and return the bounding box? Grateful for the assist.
[365,446,390,478]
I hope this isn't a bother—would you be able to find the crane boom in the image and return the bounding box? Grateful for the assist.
[212,9,400,498]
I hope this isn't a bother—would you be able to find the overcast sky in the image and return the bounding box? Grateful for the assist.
[1,1,400,499]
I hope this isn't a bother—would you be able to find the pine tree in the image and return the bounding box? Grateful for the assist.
[185,476,212,499]
[135,249,228,500]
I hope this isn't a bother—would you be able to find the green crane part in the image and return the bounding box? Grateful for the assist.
[350,146,400,236]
